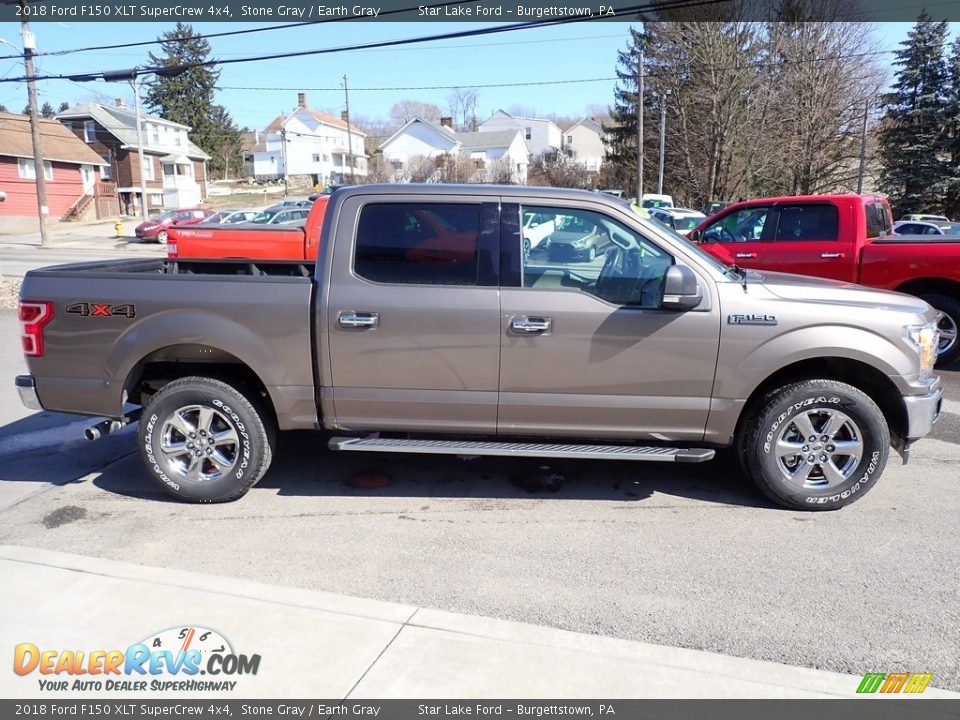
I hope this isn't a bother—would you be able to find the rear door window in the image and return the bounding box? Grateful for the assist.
[771,204,839,242]
[354,203,481,286]
[865,202,892,238]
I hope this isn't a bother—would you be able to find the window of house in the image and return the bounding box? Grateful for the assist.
[354,203,482,286]
[176,131,184,147]
[567,134,573,144]
[100,154,112,179]
[141,156,155,181]
[150,125,160,145]
[18,158,53,181]
[313,154,321,163]
[517,205,673,308]
[524,127,532,141]
[83,120,96,143]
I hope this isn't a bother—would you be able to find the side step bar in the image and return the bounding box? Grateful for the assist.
[329,437,715,463]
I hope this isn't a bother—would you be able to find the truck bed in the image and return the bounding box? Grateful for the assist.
[20,258,318,428]
[874,233,960,244]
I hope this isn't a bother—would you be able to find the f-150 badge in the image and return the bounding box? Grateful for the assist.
[728,314,778,325]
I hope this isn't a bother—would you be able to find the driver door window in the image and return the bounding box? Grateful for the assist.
[519,205,672,309]
[698,205,771,267]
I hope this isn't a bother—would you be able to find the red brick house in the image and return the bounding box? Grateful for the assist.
[0,111,111,220]
[57,100,209,217]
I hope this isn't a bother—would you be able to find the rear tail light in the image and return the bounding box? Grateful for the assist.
[19,301,54,357]
[167,241,178,258]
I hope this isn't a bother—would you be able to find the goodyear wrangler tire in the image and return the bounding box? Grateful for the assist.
[139,377,276,502]
[737,380,889,511]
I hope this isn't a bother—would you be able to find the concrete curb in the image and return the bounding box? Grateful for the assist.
[2,544,955,699]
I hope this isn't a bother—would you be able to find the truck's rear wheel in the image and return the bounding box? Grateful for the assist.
[736,380,889,511]
[919,293,960,366]
[139,377,276,502]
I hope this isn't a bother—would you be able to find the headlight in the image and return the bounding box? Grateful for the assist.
[572,237,588,247]
[907,322,939,380]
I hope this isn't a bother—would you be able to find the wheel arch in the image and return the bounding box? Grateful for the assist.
[895,277,960,299]
[734,356,907,452]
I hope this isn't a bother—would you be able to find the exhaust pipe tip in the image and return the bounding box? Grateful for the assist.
[84,426,102,442]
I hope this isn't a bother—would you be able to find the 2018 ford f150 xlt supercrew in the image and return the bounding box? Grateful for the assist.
[15,185,944,510]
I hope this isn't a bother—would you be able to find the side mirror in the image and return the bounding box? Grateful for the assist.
[689,229,703,243]
[661,265,703,310]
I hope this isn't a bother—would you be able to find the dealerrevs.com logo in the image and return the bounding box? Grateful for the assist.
[13,626,260,692]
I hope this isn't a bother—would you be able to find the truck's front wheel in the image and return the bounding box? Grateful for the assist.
[139,377,276,502]
[737,380,889,510]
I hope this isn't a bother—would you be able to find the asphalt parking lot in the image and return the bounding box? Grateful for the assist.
[1,308,958,691]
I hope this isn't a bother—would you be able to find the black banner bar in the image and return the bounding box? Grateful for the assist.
[0,0,955,23]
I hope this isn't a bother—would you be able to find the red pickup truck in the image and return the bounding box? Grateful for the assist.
[167,196,329,260]
[691,194,960,365]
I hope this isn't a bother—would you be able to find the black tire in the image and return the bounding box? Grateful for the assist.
[522,238,532,261]
[587,245,597,262]
[918,293,960,367]
[736,380,889,511]
[139,377,276,502]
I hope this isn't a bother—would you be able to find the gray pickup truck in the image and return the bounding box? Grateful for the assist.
[15,185,944,510]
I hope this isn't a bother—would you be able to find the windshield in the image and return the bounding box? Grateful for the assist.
[673,217,703,231]
[251,209,279,223]
[152,211,176,223]
[639,217,741,279]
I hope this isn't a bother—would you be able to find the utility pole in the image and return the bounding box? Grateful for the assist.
[342,74,355,184]
[657,90,670,195]
[635,47,644,204]
[20,13,51,247]
[279,113,288,197]
[856,99,869,195]
[131,73,149,222]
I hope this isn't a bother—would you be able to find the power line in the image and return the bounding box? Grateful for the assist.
[215,48,896,93]
[0,0,478,61]
[0,0,729,84]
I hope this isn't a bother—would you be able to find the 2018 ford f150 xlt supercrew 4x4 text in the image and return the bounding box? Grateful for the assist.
[15,185,943,510]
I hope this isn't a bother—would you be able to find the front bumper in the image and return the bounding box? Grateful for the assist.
[903,386,943,441]
[15,375,43,411]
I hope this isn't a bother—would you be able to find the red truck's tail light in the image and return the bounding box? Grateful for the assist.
[19,301,54,357]
[167,241,178,258]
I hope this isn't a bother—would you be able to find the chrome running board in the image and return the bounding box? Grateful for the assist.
[328,437,714,463]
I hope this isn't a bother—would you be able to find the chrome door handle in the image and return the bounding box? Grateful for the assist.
[820,252,843,259]
[511,316,552,334]
[735,252,757,259]
[338,311,379,329]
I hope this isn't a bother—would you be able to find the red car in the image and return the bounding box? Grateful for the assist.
[135,207,215,243]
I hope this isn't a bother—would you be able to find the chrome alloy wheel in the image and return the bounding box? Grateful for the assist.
[159,405,240,483]
[937,312,957,356]
[774,408,864,490]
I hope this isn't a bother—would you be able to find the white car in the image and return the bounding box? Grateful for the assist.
[640,193,674,209]
[899,213,949,223]
[649,207,707,236]
[521,210,556,258]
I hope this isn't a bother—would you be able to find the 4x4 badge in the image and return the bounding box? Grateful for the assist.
[729,314,778,325]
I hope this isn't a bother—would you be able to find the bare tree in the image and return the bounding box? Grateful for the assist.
[388,100,443,127]
[448,87,479,130]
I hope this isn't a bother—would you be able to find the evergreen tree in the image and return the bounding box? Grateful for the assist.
[878,13,950,216]
[943,35,960,218]
[605,27,652,198]
[144,23,239,178]
[58,102,70,113]
[40,102,55,118]
[0,104,7,112]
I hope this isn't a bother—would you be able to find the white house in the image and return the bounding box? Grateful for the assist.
[478,110,562,158]
[253,93,367,185]
[379,118,529,184]
[562,118,606,172]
